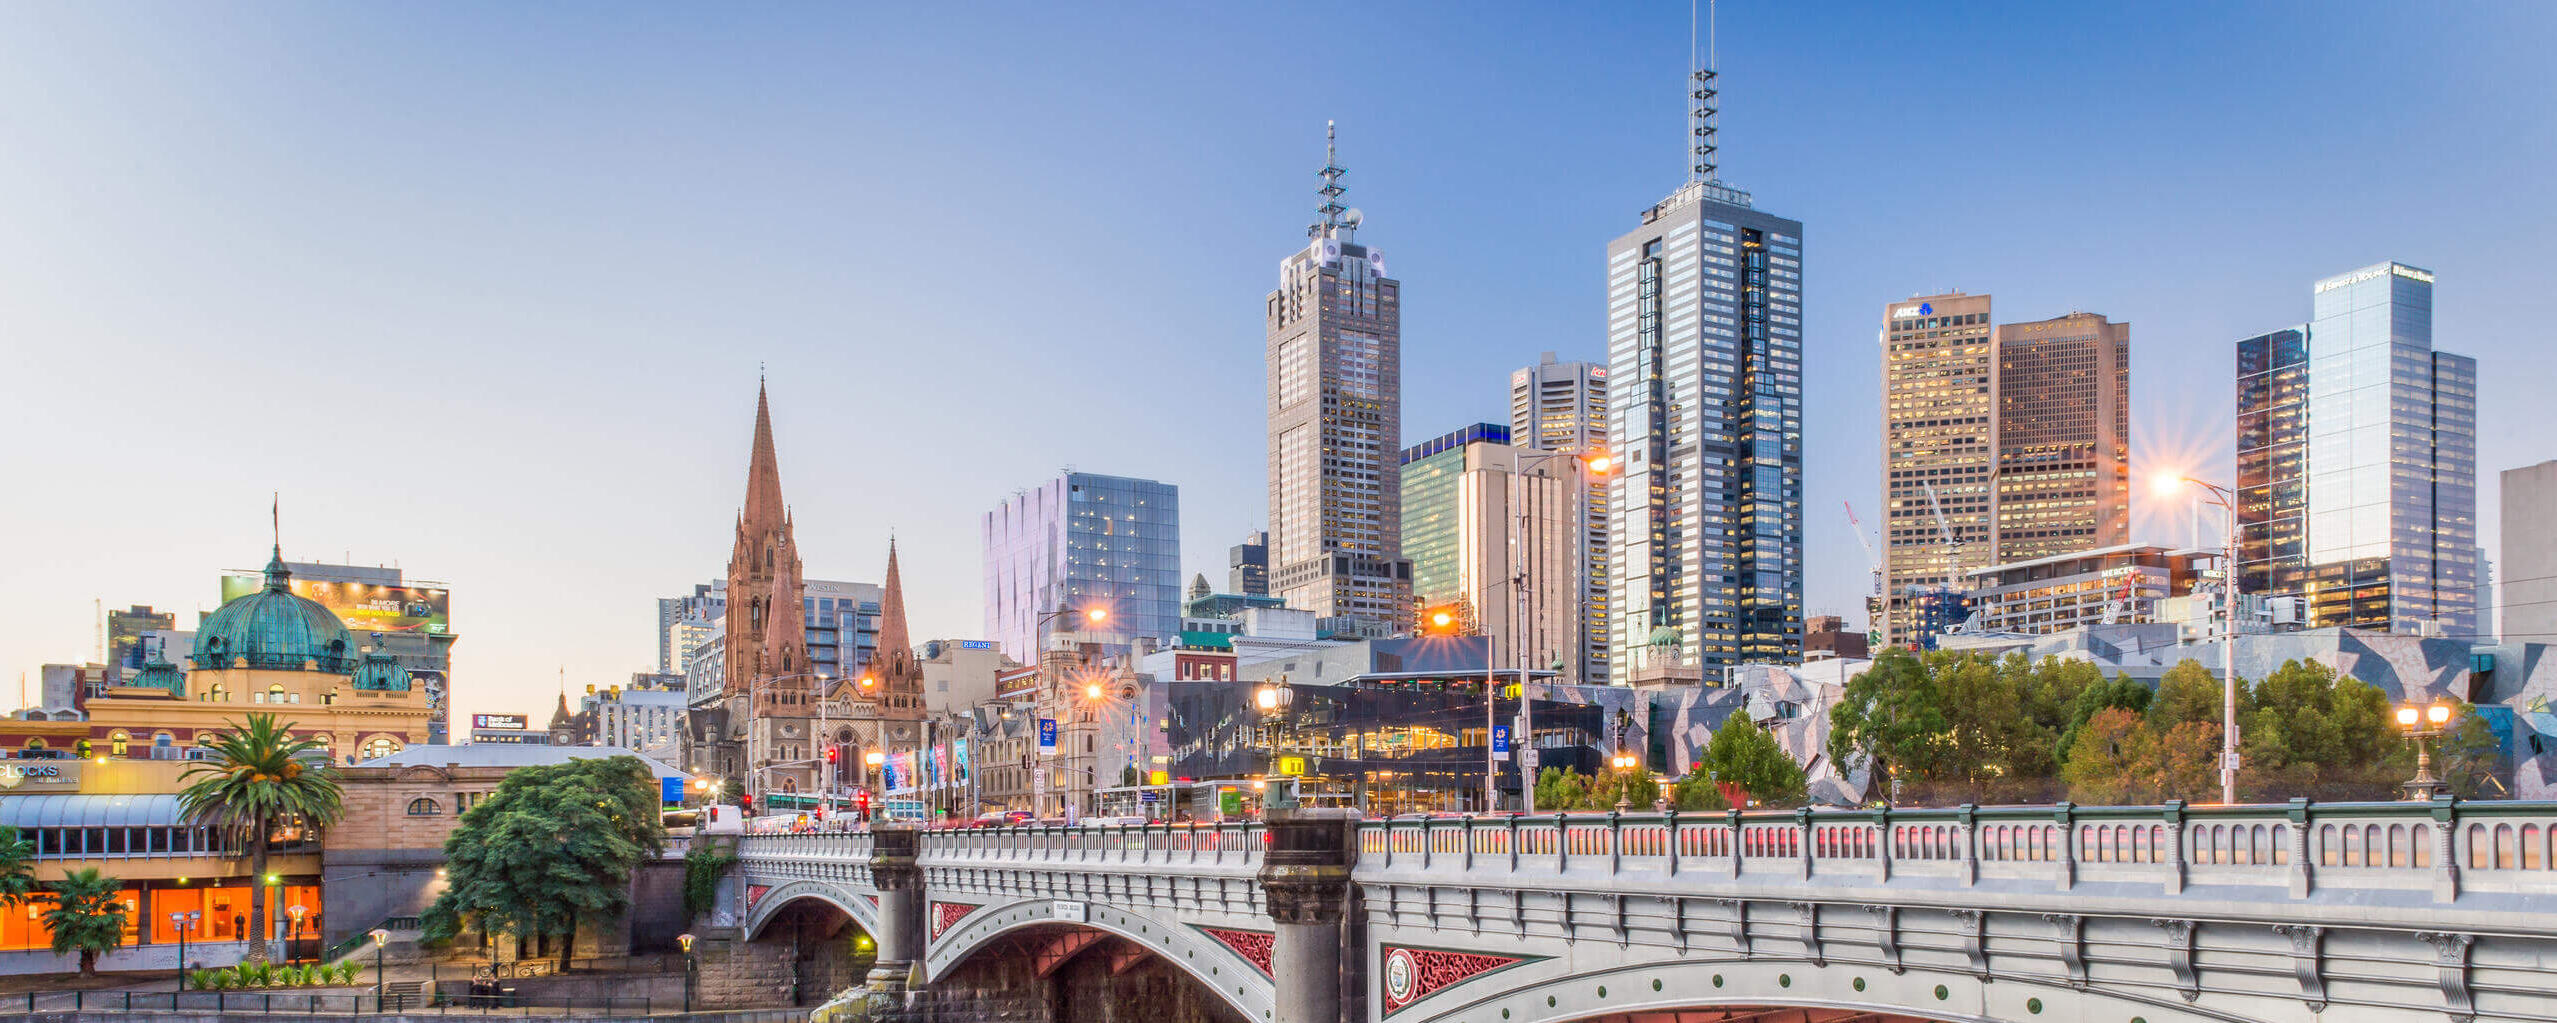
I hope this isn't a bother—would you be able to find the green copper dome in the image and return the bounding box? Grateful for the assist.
[127,654,186,697]
[349,642,411,691]
[191,549,356,674]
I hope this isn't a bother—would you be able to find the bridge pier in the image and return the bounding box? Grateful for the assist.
[867,825,929,1006]
[1261,808,1359,1023]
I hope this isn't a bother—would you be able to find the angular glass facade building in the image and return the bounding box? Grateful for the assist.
[983,472,1182,662]
[2237,262,2477,636]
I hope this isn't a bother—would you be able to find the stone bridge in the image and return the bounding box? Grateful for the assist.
[732,800,2557,1023]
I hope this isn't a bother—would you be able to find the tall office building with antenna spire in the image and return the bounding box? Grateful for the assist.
[1265,122,1413,633]
[1605,15,1806,681]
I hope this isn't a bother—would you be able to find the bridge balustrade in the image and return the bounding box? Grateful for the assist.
[909,821,1268,870]
[1351,801,2557,900]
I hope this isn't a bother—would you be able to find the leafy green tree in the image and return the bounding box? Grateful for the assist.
[177,714,342,965]
[2148,659,2230,730]
[1533,767,1591,811]
[2059,708,2159,804]
[1827,647,1952,798]
[2241,659,2404,799]
[423,756,666,970]
[1683,714,1808,809]
[44,868,126,977]
[2056,675,2152,764]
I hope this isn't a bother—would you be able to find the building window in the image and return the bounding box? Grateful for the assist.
[266,684,286,704]
[360,736,401,760]
[109,733,129,757]
[206,684,227,703]
[406,798,441,817]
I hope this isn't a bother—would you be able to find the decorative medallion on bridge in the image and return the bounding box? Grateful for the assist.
[745,884,771,911]
[1380,945,1537,1014]
[932,901,980,939]
[1196,927,1274,976]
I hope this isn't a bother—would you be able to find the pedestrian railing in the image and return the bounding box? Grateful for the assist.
[13,989,675,1015]
[1352,799,2557,901]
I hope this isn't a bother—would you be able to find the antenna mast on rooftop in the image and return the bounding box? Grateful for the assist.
[1690,0,1720,183]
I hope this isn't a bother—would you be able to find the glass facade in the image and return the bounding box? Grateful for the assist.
[2237,263,2476,635]
[1607,182,1805,679]
[1398,423,1510,610]
[983,472,1182,662]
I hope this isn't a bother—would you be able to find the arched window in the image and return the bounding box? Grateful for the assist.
[406,797,442,817]
[266,685,286,705]
[207,684,227,703]
[360,736,401,761]
[109,733,129,757]
[22,739,45,753]
[153,733,174,750]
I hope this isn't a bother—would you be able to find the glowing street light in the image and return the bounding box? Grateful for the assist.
[2157,471,2243,804]
[2396,701,2456,801]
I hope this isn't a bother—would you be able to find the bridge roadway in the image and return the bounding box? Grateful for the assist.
[732,799,2557,1023]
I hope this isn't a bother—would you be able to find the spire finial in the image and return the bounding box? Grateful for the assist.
[1689,0,1720,183]
[263,493,292,592]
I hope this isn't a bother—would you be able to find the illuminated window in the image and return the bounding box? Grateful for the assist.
[360,736,401,760]
[109,733,129,757]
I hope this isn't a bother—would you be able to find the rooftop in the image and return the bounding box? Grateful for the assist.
[356,744,685,780]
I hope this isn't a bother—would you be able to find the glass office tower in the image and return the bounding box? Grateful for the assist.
[983,472,1183,662]
[2237,262,2476,636]
[1606,180,1806,680]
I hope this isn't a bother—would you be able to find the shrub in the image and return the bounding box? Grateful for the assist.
[187,969,219,991]
[339,962,363,985]
[209,967,240,990]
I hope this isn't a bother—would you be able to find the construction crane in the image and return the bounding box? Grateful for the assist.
[1842,501,1882,602]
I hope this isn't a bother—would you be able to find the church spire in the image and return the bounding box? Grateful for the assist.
[875,539,912,670]
[741,378,786,534]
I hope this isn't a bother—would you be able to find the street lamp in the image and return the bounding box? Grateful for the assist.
[2396,701,2456,800]
[678,932,698,1013]
[2156,473,2242,804]
[1608,750,1640,813]
[1502,448,1611,815]
[368,928,389,1004]
[169,911,198,990]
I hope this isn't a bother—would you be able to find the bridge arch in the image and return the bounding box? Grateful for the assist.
[740,879,884,944]
[927,896,1274,1022]
[1393,953,2270,1023]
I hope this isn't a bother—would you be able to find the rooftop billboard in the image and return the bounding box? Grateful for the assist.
[221,574,451,636]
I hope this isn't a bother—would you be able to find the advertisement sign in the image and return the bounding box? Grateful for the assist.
[472,714,528,731]
[1276,756,1308,777]
[659,777,685,805]
[951,740,970,783]
[223,574,452,635]
[0,762,80,791]
[1037,718,1058,755]
[1491,724,1511,761]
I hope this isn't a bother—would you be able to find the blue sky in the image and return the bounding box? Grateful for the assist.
[4,3,2551,729]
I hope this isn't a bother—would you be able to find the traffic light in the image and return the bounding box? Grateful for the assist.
[824,745,840,766]
[853,789,871,821]
[1420,604,1464,637]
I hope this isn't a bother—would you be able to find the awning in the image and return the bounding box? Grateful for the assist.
[0,793,191,829]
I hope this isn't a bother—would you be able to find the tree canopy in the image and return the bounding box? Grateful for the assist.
[422,756,667,969]
[1674,713,1809,810]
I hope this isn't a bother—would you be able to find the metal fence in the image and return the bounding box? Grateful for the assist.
[9,989,675,1016]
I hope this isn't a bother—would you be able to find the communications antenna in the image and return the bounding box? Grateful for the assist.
[1313,121,1348,236]
[1689,0,1719,182]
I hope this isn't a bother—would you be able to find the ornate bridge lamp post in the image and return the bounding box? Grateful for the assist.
[2396,701,2455,800]
[677,933,697,1013]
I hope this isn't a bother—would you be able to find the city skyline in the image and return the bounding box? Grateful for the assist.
[3,4,2552,732]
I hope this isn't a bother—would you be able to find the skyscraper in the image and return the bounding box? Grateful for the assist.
[1879,298,2131,644]
[1511,353,1611,683]
[2237,261,2476,635]
[982,471,1182,662]
[1400,424,1586,682]
[1993,312,2131,565]
[1879,293,1994,643]
[1606,59,1804,681]
[1228,531,1269,596]
[1265,123,1411,633]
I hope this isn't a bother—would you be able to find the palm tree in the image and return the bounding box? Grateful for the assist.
[0,829,38,909]
[45,868,127,977]
[178,714,343,964]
